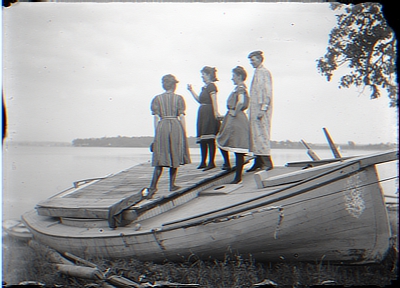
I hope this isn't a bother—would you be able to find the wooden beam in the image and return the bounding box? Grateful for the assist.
[259,161,346,188]
[259,150,397,189]
[323,128,342,159]
[300,139,320,161]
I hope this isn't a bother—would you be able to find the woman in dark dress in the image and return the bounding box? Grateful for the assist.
[143,74,191,199]
[217,66,250,184]
[187,66,222,171]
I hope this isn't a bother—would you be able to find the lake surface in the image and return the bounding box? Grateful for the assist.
[2,145,398,220]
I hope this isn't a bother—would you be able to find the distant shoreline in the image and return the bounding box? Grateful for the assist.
[5,137,398,151]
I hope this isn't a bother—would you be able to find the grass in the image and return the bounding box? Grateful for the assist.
[2,235,398,287]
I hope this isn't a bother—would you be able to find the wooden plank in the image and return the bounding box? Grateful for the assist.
[285,157,353,167]
[323,127,342,158]
[38,198,120,208]
[356,150,398,167]
[200,183,243,195]
[254,167,300,189]
[256,161,346,188]
[300,139,320,161]
[35,160,236,221]
[257,150,397,189]
[108,192,143,228]
[36,206,108,219]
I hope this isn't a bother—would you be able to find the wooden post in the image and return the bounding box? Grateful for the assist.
[322,128,342,159]
[300,140,321,161]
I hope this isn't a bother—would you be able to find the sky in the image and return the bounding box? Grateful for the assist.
[2,2,398,145]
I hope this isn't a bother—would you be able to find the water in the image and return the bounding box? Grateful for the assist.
[2,145,398,220]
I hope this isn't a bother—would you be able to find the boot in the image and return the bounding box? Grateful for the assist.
[231,153,244,184]
[246,156,262,172]
[261,155,274,171]
[197,142,208,169]
[220,149,231,171]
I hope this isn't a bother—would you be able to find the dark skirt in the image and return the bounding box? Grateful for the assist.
[197,104,220,142]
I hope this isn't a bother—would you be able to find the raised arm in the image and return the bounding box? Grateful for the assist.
[187,84,200,103]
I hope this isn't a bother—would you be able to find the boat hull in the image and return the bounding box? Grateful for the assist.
[23,164,391,264]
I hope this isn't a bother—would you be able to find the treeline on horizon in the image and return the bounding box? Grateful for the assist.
[71,136,397,150]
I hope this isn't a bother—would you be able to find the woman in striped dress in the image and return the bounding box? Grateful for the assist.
[144,74,191,199]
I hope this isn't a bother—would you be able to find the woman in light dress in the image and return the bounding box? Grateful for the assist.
[216,66,250,184]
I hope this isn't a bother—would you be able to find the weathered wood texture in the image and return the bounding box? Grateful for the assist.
[36,160,235,221]
[22,151,396,264]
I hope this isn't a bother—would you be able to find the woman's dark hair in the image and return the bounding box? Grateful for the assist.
[232,66,247,81]
[201,66,218,82]
[162,74,179,91]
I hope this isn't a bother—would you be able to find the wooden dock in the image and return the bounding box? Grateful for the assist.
[36,159,240,227]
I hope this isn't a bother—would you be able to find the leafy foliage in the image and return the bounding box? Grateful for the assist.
[317,3,397,107]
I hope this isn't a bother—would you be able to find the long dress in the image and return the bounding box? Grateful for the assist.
[248,65,273,156]
[196,83,220,143]
[150,92,191,168]
[216,84,250,154]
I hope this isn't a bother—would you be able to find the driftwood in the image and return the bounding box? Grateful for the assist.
[28,240,73,265]
[106,275,141,288]
[29,240,104,281]
[55,264,104,280]
[63,251,98,268]
[28,239,198,287]
[101,283,118,288]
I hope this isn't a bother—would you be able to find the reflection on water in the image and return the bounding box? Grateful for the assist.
[2,145,398,220]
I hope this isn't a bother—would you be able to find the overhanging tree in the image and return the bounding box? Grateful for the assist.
[317,3,397,107]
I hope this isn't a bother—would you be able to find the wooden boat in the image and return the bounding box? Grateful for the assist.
[21,148,398,264]
[3,219,33,241]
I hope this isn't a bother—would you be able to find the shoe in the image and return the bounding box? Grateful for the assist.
[221,164,231,171]
[170,185,181,192]
[246,165,261,172]
[142,187,157,199]
[203,164,216,171]
[197,163,206,169]
[261,156,274,171]
[245,157,261,172]
[230,179,243,184]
